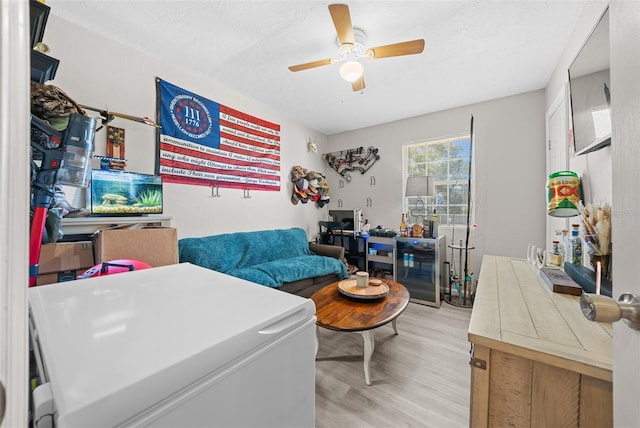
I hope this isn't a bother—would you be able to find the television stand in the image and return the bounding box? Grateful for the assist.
[61,215,172,237]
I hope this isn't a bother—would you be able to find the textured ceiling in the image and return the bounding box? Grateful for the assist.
[47,0,585,135]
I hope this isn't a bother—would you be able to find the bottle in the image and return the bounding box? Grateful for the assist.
[570,224,582,265]
[400,213,407,237]
[422,217,431,238]
[408,253,415,268]
[430,209,438,238]
[560,229,570,267]
[549,240,563,267]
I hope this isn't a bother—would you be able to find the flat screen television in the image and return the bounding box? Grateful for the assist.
[90,169,163,216]
[568,8,610,155]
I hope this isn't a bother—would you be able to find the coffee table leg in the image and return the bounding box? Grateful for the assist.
[392,318,399,335]
[362,330,375,385]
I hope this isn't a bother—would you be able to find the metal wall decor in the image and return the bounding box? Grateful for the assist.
[324,146,380,181]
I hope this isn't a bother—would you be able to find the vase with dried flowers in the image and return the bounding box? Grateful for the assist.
[578,201,612,278]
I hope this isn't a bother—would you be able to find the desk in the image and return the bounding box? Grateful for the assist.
[468,256,612,427]
[318,222,364,269]
[318,221,347,247]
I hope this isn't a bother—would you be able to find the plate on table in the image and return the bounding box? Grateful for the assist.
[337,279,389,300]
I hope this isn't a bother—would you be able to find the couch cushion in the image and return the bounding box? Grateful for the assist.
[290,279,339,298]
[227,255,348,288]
[312,273,339,285]
[280,278,314,295]
[178,228,313,272]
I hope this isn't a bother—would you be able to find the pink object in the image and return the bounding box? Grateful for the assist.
[80,259,152,279]
[29,206,48,287]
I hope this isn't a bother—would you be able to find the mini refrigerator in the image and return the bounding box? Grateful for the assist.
[29,263,316,427]
[394,236,445,307]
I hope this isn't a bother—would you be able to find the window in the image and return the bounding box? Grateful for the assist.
[403,134,472,226]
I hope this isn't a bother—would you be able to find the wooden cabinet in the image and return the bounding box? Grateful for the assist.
[468,256,612,428]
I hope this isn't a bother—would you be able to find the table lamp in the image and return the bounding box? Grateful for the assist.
[405,175,436,232]
[405,175,435,197]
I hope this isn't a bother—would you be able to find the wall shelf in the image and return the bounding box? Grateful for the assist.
[574,134,611,156]
[365,236,395,279]
[61,215,172,237]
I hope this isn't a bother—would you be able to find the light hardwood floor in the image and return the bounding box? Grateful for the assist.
[315,301,472,428]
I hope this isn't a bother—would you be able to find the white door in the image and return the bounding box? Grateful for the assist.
[610,2,640,426]
[0,1,30,426]
[545,87,569,251]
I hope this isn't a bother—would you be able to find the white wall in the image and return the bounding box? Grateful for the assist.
[545,1,612,206]
[45,15,331,240]
[44,13,559,279]
[326,90,547,278]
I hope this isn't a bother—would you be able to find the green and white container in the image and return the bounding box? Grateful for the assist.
[546,171,582,217]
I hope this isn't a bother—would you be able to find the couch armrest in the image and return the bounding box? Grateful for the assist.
[309,243,344,260]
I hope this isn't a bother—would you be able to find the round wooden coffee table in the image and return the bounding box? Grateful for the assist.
[311,278,410,385]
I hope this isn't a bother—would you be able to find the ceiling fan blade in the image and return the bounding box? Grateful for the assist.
[366,39,425,59]
[352,77,366,92]
[328,4,354,47]
[288,58,333,72]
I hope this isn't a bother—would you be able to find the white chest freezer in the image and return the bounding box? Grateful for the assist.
[29,262,316,427]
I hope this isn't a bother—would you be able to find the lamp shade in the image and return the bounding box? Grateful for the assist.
[405,175,435,197]
[339,61,364,82]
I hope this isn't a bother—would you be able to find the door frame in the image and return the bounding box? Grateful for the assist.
[0,0,30,426]
[544,86,570,251]
[610,2,640,425]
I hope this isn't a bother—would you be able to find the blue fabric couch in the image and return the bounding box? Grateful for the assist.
[178,228,349,297]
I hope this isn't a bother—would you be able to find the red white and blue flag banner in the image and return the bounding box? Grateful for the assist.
[156,78,281,191]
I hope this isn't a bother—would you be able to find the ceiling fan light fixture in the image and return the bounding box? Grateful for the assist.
[339,60,363,82]
[287,5,425,93]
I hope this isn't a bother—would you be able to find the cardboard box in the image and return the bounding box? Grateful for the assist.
[36,241,95,285]
[93,226,178,267]
[37,269,87,286]
[38,241,95,274]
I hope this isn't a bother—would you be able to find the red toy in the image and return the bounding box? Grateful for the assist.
[79,259,152,279]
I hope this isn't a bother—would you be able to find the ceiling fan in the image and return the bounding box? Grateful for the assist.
[288,3,425,92]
